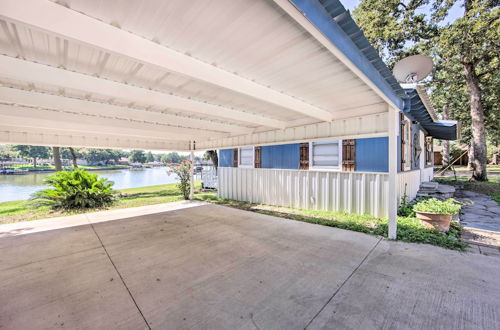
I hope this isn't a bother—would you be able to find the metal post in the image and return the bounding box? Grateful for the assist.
[388,106,398,239]
[189,141,194,201]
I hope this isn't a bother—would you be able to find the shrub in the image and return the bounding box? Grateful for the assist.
[413,198,461,215]
[31,169,116,209]
[167,160,192,200]
[398,194,414,217]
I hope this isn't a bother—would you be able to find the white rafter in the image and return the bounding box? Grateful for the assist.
[0,86,253,134]
[0,0,334,122]
[0,125,190,150]
[0,103,226,140]
[0,55,288,129]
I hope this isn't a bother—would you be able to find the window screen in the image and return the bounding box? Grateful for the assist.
[311,141,340,167]
[239,147,253,167]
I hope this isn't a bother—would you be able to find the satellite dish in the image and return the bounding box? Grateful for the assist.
[393,55,433,83]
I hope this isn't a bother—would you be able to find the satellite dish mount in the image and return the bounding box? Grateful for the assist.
[393,55,433,84]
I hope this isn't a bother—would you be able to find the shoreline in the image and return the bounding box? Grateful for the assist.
[0,166,151,175]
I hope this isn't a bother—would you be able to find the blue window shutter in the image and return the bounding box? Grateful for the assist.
[261,144,300,169]
[355,137,388,172]
[218,149,234,167]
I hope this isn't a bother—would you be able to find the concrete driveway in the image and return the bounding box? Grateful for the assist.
[1,204,499,329]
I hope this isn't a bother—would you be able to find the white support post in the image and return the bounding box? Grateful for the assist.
[388,106,398,239]
[189,141,195,201]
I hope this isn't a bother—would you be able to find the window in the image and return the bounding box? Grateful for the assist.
[309,140,342,170]
[238,147,254,168]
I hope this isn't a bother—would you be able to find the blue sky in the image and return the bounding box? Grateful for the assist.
[342,0,463,24]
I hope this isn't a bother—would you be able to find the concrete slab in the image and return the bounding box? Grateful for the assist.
[308,240,500,330]
[0,200,206,238]
[91,205,380,329]
[1,204,499,329]
[0,225,146,329]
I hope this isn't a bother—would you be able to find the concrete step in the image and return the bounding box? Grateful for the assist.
[416,182,455,200]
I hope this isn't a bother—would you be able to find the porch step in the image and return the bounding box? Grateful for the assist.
[416,182,455,200]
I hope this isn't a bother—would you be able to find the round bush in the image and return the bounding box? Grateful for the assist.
[31,169,116,210]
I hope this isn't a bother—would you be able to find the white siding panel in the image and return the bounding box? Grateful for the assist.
[218,168,389,218]
[421,167,434,182]
[397,170,421,201]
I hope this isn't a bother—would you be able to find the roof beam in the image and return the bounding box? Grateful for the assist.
[0,87,253,134]
[0,125,190,151]
[0,55,288,129]
[0,0,334,122]
[0,103,225,140]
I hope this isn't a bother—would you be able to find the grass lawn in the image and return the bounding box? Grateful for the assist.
[1,182,467,251]
[0,182,215,224]
[196,195,467,251]
[434,176,500,204]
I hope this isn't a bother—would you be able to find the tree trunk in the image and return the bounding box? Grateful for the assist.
[463,62,487,181]
[69,147,78,169]
[207,150,218,170]
[442,104,450,167]
[33,157,37,168]
[52,147,62,171]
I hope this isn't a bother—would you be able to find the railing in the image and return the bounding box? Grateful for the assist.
[201,166,218,189]
[218,168,390,218]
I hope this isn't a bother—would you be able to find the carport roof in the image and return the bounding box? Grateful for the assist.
[0,0,450,150]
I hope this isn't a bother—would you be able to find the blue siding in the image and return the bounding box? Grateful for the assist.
[219,149,233,167]
[356,137,388,172]
[262,144,300,169]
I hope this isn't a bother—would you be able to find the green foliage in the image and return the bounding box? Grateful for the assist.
[160,152,187,164]
[435,176,500,204]
[145,151,155,163]
[398,193,415,217]
[31,169,116,210]
[167,160,192,200]
[0,145,17,160]
[1,182,209,224]
[12,145,50,166]
[413,198,461,214]
[129,150,147,163]
[83,149,123,165]
[353,0,499,155]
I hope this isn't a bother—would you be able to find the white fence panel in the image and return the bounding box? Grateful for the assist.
[218,168,389,218]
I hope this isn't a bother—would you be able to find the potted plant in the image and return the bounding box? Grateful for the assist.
[413,198,461,231]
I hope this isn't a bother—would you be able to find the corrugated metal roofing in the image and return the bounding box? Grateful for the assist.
[404,89,458,140]
[318,0,407,99]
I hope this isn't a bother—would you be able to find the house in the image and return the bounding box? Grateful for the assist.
[0,0,458,238]
[211,4,459,226]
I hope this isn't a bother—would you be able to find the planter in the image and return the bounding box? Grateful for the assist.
[415,211,452,231]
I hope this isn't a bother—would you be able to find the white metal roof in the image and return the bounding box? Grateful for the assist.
[0,0,389,151]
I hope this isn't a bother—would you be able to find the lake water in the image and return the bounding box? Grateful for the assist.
[0,167,180,202]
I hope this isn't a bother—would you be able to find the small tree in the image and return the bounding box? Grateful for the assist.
[129,150,147,163]
[167,160,192,200]
[12,145,50,167]
[145,151,155,163]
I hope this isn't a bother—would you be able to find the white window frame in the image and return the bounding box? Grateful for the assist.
[238,146,254,168]
[309,140,342,171]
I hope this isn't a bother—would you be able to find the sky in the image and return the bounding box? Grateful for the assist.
[342,0,463,24]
